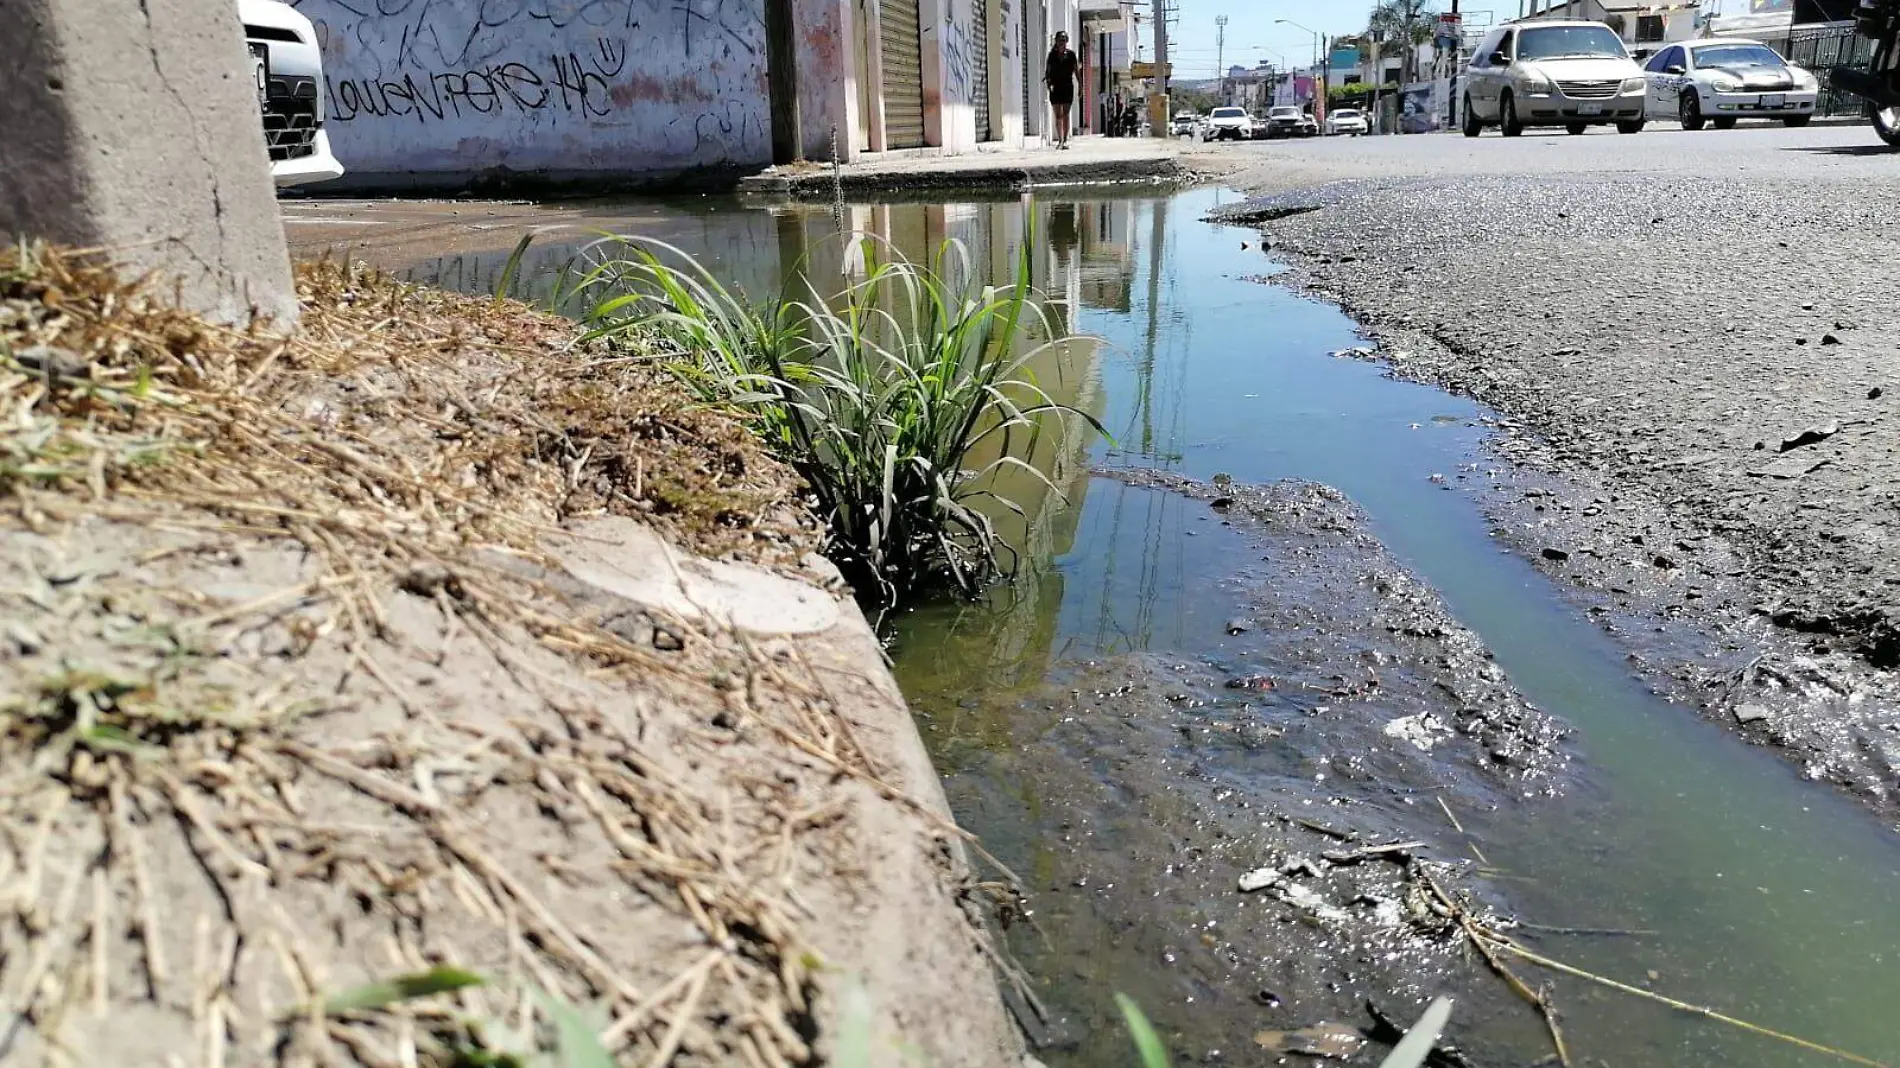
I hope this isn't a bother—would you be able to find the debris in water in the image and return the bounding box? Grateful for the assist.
[1225,675,1276,691]
[1383,713,1452,752]
[1238,867,1282,893]
[1225,618,1252,635]
[1253,1022,1366,1059]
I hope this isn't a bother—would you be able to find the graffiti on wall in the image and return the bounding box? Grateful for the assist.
[292,0,772,176]
[942,5,975,104]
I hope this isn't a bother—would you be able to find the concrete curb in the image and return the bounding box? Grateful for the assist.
[736,156,1194,201]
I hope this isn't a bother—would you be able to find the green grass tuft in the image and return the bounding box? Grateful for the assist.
[561,234,1105,609]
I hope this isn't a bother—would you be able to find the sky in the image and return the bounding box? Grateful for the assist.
[1154,0,1754,80]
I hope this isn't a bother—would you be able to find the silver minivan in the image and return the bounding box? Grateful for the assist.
[1462,20,1649,137]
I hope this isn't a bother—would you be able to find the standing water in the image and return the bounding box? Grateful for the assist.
[401,188,1900,1066]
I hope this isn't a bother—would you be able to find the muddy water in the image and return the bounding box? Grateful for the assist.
[396,189,1900,1065]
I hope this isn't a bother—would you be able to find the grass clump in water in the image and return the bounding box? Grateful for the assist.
[563,236,1105,609]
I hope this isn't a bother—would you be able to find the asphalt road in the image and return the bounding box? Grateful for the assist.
[1221,120,1900,811]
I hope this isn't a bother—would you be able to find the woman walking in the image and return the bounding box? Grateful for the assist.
[1044,30,1079,149]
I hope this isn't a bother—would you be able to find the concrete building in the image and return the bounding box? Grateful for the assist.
[289,0,1097,192]
[1524,1,1703,47]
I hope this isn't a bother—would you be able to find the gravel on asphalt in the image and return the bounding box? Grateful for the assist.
[1217,125,1900,814]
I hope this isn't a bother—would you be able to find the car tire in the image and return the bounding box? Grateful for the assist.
[1617,119,1646,134]
[1679,90,1706,131]
[1500,91,1524,137]
[1566,122,1587,135]
[1714,117,1737,130]
[1463,95,1482,137]
[1870,102,1900,147]
[1784,114,1812,128]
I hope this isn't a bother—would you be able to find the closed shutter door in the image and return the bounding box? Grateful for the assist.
[1020,6,1031,119]
[880,0,926,148]
[972,0,993,140]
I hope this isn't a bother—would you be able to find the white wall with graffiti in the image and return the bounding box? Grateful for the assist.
[291,0,799,186]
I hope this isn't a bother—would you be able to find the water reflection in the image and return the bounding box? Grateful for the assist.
[389,188,1900,1066]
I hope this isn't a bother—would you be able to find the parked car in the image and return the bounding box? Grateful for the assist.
[1170,113,1199,137]
[1264,106,1317,138]
[1643,39,1819,130]
[1326,108,1369,135]
[1461,19,1648,137]
[239,0,344,186]
[1203,106,1254,142]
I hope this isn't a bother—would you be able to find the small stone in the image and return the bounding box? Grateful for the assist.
[1225,618,1251,635]
[1541,547,1570,562]
[399,564,454,598]
[1822,333,1842,346]
[1795,337,1809,346]
[1778,422,1840,453]
[13,345,88,380]
[1238,867,1281,893]
[1652,554,1678,570]
[1210,496,1235,510]
[1870,387,1884,400]
[1734,704,1771,725]
[652,623,685,652]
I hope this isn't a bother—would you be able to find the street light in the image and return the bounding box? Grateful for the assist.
[1274,18,1320,67]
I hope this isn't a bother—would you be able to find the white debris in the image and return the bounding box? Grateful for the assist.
[1238,867,1282,893]
[1383,713,1453,752]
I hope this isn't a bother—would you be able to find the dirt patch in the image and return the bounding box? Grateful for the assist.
[926,472,1580,1066]
[0,248,1025,1065]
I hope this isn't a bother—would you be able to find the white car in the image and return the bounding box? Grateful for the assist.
[1642,39,1819,130]
[1462,19,1648,136]
[1203,106,1254,142]
[239,0,344,186]
[1326,108,1369,136]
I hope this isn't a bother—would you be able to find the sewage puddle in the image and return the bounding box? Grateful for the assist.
[390,187,1900,1066]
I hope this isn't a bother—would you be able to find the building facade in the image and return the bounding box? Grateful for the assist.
[1526,1,1703,47]
[288,0,1103,192]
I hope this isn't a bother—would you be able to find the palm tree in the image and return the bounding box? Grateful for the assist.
[1367,0,1439,85]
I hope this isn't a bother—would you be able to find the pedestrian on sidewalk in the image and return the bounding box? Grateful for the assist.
[1045,31,1079,149]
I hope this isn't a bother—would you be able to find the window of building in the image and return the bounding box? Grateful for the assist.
[1636,15,1665,43]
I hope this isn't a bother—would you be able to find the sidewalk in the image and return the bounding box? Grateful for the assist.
[737,135,1224,199]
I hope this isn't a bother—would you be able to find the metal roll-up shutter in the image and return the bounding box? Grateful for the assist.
[880,0,926,148]
[972,0,993,140]
[1020,5,1031,120]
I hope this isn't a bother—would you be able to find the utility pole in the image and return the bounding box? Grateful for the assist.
[1150,0,1170,136]
[1216,14,1228,105]
[1449,0,1461,130]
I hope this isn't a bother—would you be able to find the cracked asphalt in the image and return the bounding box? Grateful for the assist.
[1220,121,1900,812]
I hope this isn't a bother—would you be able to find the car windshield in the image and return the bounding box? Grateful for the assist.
[1270,107,1300,117]
[1695,44,1785,69]
[1211,108,1245,119]
[1517,24,1627,60]
[1333,109,1360,119]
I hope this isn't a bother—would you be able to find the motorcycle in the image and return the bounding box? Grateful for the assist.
[1833,0,1900,146]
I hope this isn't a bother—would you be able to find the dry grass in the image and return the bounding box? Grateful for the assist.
[0,246,1005,1066]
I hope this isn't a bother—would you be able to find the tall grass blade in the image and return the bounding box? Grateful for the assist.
[493,234,535,308]
[1378,996,1453,1068]
[323,966,485,1014]
[1116,993,1172,1068]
